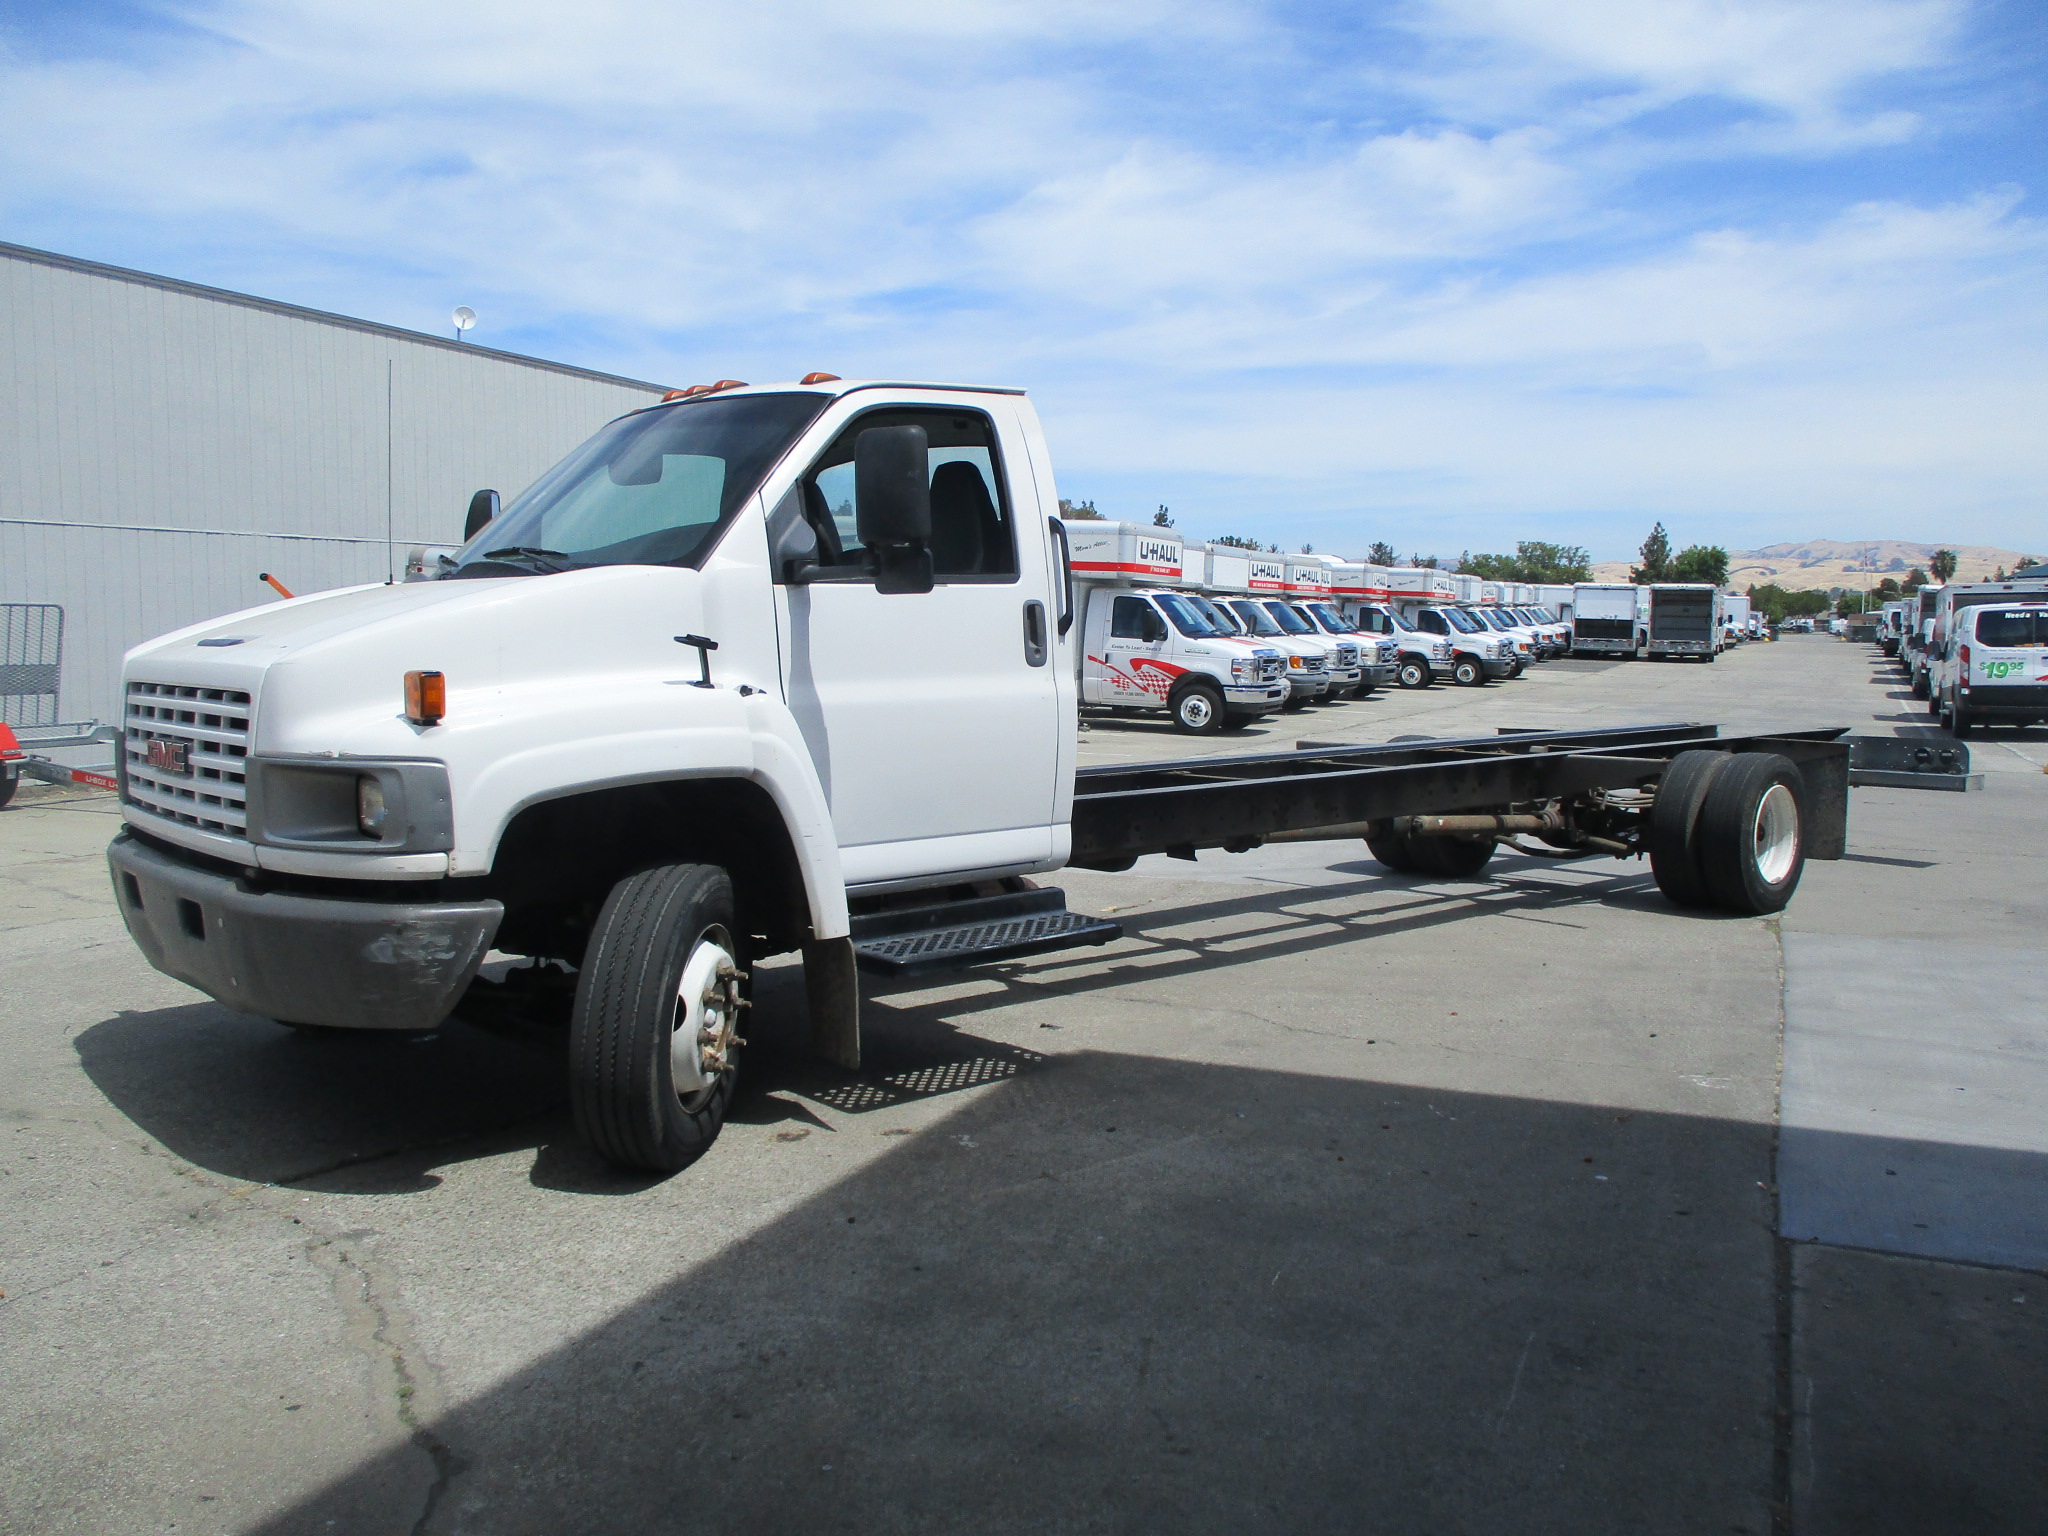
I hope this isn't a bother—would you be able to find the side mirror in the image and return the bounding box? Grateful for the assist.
[1142,611,1168,644]
[465,489,500,541]
[854,426,933,595]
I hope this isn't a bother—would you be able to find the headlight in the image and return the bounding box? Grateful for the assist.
[1230,656,1252,680]
[356,775,389,836]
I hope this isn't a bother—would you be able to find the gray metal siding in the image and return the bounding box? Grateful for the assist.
[1,246,669,730]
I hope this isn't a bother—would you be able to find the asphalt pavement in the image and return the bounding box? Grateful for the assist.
[3,634,2041,1535]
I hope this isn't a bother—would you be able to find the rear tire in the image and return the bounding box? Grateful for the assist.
[1910,670,1928,699]
[1418,835,1496,878]
[570,863,745,1174]
[0,770,16,810]
[1171,682,1226,733]
[1696,754,1806,916]
[1950,697,1974,738]
[1648,750,1729,909]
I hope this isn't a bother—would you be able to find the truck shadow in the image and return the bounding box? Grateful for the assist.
[241,1048,1805,1535]
[69,860,1721,1199]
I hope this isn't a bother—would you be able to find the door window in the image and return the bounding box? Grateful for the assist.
[1111,595,1157,639]
[800,407,1017,581]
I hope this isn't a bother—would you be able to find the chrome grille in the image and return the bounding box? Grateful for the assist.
[1301,655,1327,674]
[1335,642,1360,667]
[123,680,251,837]
[1259,656,1284,683]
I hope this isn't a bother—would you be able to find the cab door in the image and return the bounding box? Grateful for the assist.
[774,398,1062,887]
[1095,594,1172,704]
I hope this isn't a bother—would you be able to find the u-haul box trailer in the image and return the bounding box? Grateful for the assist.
[1285,558,1334,599]
[1206,547,1252,593]
[1063,521,1189,586]
[1246,556,1290,593]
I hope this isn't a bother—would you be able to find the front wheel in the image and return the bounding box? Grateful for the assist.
[1452,657,1484,687]
[571,862,746,1173]
[1171,683,1226,733]
[1397,660,1432,689]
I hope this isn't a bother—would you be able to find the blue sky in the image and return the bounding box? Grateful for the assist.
[2,0,2043,561]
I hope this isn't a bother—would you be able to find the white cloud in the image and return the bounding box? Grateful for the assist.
[0,0,2037,554]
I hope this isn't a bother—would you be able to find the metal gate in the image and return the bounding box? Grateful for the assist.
[1,604,64,728]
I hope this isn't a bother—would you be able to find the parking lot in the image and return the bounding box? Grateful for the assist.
[4,635,2043,1535]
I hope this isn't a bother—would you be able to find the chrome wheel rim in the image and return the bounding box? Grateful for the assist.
[671,925,742,1105]
[1751,784,1800,885]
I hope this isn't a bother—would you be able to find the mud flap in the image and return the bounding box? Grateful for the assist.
[802,936,861,1071]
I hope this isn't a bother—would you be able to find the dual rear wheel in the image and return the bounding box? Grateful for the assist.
[1649,751,1807,915]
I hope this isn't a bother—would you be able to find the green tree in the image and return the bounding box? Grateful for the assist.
[1152,506,1174,528]
[1367,541,1398,567]
[1457,551,1518,579]
[1750,584,1833,623]
[1930,548,1958,582]
[1630,522,1672,584]
[1211,533,1264,550]
[1057,498,1104,520]
[1670,544,1730,585]
[1300,543,1315,554]
[1901,566,1928,591]
[1411,553,1439,569]
[1513,540,1593,582]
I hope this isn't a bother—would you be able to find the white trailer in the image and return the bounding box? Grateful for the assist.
[1570,584,1646,657]
[1723,594,1753,645]
[1646,584,1724,661]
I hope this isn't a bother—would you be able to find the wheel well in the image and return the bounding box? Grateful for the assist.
[486,778,812,964]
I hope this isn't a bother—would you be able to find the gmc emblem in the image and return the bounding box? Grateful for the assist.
[145,738,191,775]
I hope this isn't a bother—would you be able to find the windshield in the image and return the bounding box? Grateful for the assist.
[1262,601,1316,635]
[1157,592,1227,638]
[1187,593,1245,634]
[1473,610,1510,630]
[1307,602,1355,634]
[446,392,828,576]
[1225,599,1285,637]
[1976,609,2048,646]
[1439,607,1483,633]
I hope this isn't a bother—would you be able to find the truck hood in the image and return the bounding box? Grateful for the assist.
[124,568,711,758]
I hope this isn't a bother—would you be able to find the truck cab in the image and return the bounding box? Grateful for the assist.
[1301,600,1398,694]
[1403,605,1514,685]
[1255,598,1362,695]
[1216,597,1333,709]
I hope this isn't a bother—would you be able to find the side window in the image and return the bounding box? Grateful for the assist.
[801,407,1018,581]
[1110,595,1154,640]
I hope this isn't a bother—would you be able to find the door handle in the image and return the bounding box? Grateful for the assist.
[1022,600,1049,667]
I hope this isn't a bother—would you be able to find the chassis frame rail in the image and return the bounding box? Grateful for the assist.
[1069,722,1850,867]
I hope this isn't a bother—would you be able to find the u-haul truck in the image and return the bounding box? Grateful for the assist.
[1064,522,1286,732]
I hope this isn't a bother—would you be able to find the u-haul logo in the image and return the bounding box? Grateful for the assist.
[1133,538,1178,568]
[1248,559,1287,590]
[1289,567,1331,594]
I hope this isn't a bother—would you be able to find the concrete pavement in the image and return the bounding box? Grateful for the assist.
[2,634,2041,1534]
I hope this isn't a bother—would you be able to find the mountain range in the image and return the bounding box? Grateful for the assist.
[1589,539,2040,589]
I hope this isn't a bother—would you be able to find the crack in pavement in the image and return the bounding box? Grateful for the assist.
[303,1226,467,1535]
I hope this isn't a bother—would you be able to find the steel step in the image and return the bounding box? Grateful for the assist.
[850,887,1122,976]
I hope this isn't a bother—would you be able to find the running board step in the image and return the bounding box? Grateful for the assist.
[849,887,1122,976]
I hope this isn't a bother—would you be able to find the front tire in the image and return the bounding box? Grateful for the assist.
[1171,682,1226,733]
[1397,659,1432,690]
[571,863,745,1174]
[1452,657,1484,687]
[1696,754,1806,915]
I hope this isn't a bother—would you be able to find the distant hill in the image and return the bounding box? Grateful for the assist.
[1590,539,2039,589]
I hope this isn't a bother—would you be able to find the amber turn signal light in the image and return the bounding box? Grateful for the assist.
[405,670,446,727]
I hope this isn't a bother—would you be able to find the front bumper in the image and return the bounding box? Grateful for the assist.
[1359,664,1396,687]
[108,832,502,1030]
[1479,656,1517,678]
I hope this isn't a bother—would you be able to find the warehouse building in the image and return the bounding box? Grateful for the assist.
[0,241,669,739]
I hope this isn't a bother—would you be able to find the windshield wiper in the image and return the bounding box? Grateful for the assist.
[481,546,573,574]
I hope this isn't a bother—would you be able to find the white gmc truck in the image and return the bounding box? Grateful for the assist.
[106,375,1854,1173]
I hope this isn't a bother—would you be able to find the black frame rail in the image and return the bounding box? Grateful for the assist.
[1070,722,1851,867]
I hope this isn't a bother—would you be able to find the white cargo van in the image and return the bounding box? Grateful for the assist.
[1400,606,1514,685]
[1216,596,1333,707]
[1299,600,1398,695]
[1932,600,2048,735]
[1571,584,1647,657]
[1928,581,2048,734]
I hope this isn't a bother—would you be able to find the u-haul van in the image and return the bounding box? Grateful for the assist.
[1285,558,1334,600]
[1065,522,1285,732]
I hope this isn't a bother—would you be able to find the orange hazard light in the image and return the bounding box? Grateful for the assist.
[405,670,446,727]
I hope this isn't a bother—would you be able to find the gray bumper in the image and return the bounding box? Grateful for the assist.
[1360,665,1396,687]
[1481,657,1517,678]
[108,832,502,1030]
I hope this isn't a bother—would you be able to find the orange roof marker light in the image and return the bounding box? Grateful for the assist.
[704,379,748,393]
[801,372,842,385]
[661,388,690,401]
[404,670,446,728]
